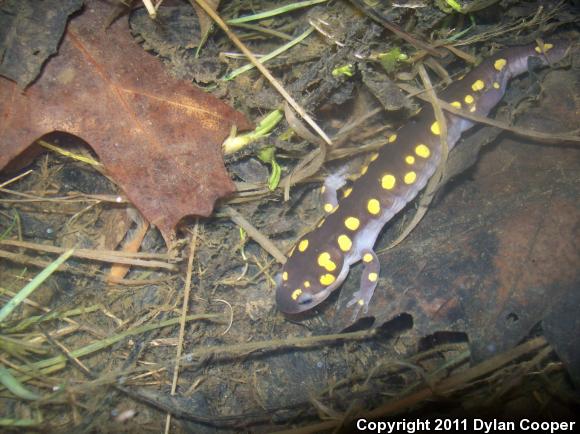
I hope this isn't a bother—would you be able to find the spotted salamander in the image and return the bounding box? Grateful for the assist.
[276,39,570,315]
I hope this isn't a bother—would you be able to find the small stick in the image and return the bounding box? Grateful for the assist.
[165,222,199,434]
[141,0,157,18]
[0,239,176,270]
[385,64,449,250]
[398,83,580,143]
[190,0,332,146]
[0,170,33,189]
[222,206,286,264]
[349,0,442,57]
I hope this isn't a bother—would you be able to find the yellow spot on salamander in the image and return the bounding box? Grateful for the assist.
[404,171,417,184]
[451,101,462,109]
[370,152,379,162]
[388,134,397,143]
[324,203,334,213]
[363,253,373,263]
[494,58,507,71]
[535,43,553,54]
[343,187,353,198]
[304,281,310,288]
[291,288,302,300]
[381,174,396,190]
[405,155,415,165]
[317,252,337,272]
[282,271,288,281]
[472,80,485,92]
[368,272,378,282]
[320,273,335,286]
[367,198,380,215]
[360,165,368,175]
[298,239,309,252]
[465,94,474,104]
[430,121,440,135]
[415,144,430,158]
[357,299,365,306]
[344,217,360,231]
[337,234,352,252]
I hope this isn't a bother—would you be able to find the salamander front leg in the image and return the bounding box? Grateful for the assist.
[346,249,380,319]
[321,169,348,213]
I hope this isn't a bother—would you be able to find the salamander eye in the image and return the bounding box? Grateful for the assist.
[297,293,314,305]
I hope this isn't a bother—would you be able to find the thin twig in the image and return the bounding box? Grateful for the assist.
[348,0,441,57]
[384,64,449,250]
[0,239,177,270]
[398,83,580,143]
[165,222,199,434]
[190,0,332,145]
[221,206,286,264]
[141,0,157,18]
[0,170,33,189]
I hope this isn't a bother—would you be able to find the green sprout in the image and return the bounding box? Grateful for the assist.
[378,48,408,73]
[258,146,282,191]
[332,64,354,78]
[446,0,463,12]
[436,0,463,13]
[223,110,283,155]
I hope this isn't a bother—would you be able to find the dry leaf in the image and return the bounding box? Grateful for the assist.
[0,0,251,245]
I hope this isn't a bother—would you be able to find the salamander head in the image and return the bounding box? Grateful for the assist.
[276,273,331,314]
[275,240,348,314]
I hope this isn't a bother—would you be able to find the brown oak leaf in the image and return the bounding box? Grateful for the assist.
[0,0,251,245]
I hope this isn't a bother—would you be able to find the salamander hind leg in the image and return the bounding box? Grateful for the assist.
[346,249,380,319]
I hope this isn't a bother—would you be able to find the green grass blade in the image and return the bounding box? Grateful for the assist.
[0,249,75,323]
[0,366,40,400]
[227,0,328,24]
[223,27,314,81]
